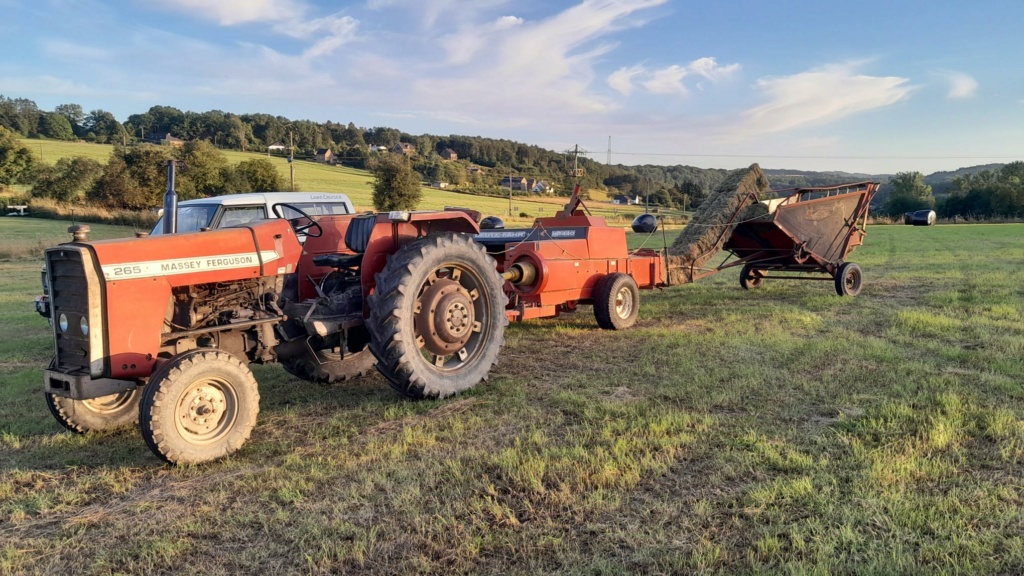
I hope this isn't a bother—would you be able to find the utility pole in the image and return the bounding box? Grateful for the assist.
[606,136,611,165]
[508,169,513,216]
[289,131,295,192]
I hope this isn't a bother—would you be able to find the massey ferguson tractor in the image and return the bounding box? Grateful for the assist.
[38,164,513,464]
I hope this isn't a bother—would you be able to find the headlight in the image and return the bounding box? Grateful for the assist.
[58,314,69,332]
[80,316,89,336]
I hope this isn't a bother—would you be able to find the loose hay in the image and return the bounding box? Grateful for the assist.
[667,163,771,284]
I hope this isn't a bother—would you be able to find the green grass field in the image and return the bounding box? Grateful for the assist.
[1,221,1022,573]
[18,139,672,224]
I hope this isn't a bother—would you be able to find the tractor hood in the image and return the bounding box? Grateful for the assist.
[83,219,302,286]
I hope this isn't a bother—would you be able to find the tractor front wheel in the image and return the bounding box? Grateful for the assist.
[139,349,260,465]
[368,233,507,399]
[46,388,141,433]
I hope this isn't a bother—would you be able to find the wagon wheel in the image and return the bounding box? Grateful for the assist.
[367,233,507,400]
[739,264,766,290]
[834,262,863,297]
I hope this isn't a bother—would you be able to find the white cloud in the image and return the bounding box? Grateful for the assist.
[409,0,671,125]
[607,64,646,96]
[738,62,914,136]
[609,57,740,97]
[153,0,297,26]
[154,0,358,57]
[687,57,741,81]
[943,71,978,99]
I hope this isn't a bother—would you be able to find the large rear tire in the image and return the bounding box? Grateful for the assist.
[139,350,260,465]
[367,233,507,399]
[46,388,141,433]
[281,346,376,383]
[593,273,640,330]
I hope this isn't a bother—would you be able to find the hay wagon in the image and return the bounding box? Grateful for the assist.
[715,182,879,296]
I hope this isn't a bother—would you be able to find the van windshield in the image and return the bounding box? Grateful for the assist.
[150,204,218,235]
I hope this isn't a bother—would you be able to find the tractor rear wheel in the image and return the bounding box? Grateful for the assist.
[139,349,260,465]
[282,346,376,383]
[367,233,507,399]
[46,388,141,433]
[739,264,766,290]
[594,273,640,330]
[835,262,863,296]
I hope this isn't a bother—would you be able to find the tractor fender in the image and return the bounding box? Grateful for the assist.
[359,211,482,313]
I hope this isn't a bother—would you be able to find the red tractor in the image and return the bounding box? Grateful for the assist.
[38,162,665,464]
[40,178,510,463]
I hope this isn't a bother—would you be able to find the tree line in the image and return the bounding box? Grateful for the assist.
[4,94,1023,217]
[0,95,738,209]
[0,127,284,208]
[879,163,1024,219]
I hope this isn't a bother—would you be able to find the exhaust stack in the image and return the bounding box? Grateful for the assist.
[162,160,178,234]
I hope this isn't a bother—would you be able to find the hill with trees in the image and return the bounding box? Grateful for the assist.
[2,94,1022,218]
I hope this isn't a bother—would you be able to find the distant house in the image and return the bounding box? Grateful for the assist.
[159,133,184,148]
[267,142,287,152]
[315,148,334,164]
[468,165,485,174]
[431,181,450,189]
[392,142,416,156]
[613,194,642,205]
[499,176,529,191]
[440,148,458,161]
[533,180,553,193]
[369,145,389,153]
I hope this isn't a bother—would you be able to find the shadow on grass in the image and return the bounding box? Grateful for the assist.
[0,364,404,472]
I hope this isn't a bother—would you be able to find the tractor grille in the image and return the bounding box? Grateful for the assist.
[47,248,101,374]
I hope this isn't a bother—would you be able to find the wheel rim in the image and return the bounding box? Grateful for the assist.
[614,286,635,319]
[413,264,489,372]
[174,377,238,444]
[844,269,860,292]
[81,390,135,414]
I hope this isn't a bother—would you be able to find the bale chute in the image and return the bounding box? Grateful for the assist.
[666,163,772,284]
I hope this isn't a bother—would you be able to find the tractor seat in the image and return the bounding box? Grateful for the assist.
[345,213,375,253]
[311,213,376,270]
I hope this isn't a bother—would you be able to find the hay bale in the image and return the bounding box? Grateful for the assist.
[737,200,773,222]
[667,164,770,284]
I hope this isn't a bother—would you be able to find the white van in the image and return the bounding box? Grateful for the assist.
[150,192,357,235]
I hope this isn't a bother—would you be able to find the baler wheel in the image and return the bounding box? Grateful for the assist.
[835,262,863,297]
[594,273,640,330]
[739,264,766,290]
[139,349,260,465]
[46,388,141,433]
[367,233,507,400]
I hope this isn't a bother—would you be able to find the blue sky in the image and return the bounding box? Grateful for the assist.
[2,0,1022,173]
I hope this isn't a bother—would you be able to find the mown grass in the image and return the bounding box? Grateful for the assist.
[19,139,675,225]
[1,223,1022,574]
[0,218,138,261]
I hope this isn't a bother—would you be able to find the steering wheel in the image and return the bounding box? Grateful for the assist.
[273,203,323,238]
